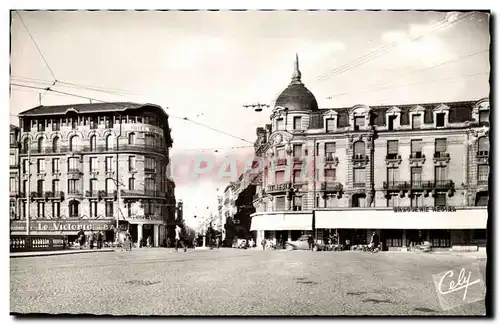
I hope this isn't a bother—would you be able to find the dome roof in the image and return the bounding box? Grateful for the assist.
[275,54,319,112]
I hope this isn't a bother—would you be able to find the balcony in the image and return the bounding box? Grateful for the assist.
[99,190,117,199]
[120,189,166,199]
[409,153,426,166]
[352,154,369,167]
[321,182,343,193]
[145,168,156,174]
[86,190,99,198]
[433,152,451,164]
[21,144,168,156]
[385,153,402,166]
[68,168,83,178]
[383,181,410,191]
[353,182,366,188]
[477,151,489,164]
[67,190,83,197]
[478,179,488,186]
[267,182,291,193]
[325,155,339,166]
[30,191,44,200]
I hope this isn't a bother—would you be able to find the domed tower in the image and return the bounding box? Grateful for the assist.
[275,54,319,112]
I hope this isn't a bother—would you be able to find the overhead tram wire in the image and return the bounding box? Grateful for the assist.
[325,48,490,100]
[10,83,255,145]
[310,12,475,85]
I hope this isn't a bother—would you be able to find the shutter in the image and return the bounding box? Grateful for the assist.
[293,170,301,182]
[412,115,421,128]
[411,140,422,153]
[387,140,398,154]
[478,137,489,152]
[354,141,365,156]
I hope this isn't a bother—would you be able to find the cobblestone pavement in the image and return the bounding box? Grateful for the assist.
[10,248,487,316]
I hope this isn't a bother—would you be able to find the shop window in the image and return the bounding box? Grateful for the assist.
[430,230,450,248]
[475,192,489,206]
[411,194,424,207]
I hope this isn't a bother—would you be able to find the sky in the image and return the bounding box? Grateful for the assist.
[9,10,490,228]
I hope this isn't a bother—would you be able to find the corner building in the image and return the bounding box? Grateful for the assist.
[250,56,489,252]
[11,102,175,247]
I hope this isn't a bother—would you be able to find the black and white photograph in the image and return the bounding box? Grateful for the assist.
[7,6,492,317]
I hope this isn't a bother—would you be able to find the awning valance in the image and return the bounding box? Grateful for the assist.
[315,208,488,230]
[251,212,313,231]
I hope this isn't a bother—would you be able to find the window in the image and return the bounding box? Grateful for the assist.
[478,137,489,155]
[89,157,97,172]
[354,116,364,130]
[106,134,114,150]
[353,168,365,184]
[37,120,45,132]
[129,177,135,190]
[293,170,302,183]
[411,167,422,185]
[22,180,27,195]
[352,193,366,208]
[475,192,489,206]
[145,157,155,172]
[387,167,399,185]
[435,166,447,182]
[145,134,154,147]
[69,200,80,218]
[386,140,399,159]
[37,137,44,152]
[435,193,446,207]
[293,116,302,130]
[49,158,58,174]
[436,113,445,127]
[89,178,97,193]
[37,179,44,194]
[106,117,113,128]
[325,142,336,160]
[478,165,489,184]
[69,136,78,152]
[275,170,285,184]
[326,118,336,132]
[23,159,29,174]
[479,110,489,124]
[21,201,26,219]
[52,137,59,153]
[386,193,399,207]
[412,114,421,129]
[53,119,60,131]
[105,157,113,172]
[277,147,285,158]
[90,117,98,129]
[106,178,115,194]
[23,119,31,132]
[52,179,59,193]
[37,202,45,219]
[71,118,77,130]
[293,144,302,157]
[10,177,16,192]
[10,154,15,166]
[90,135,96,150]
[129,156,136,171]
[293,196,302,211]
[275,196,286,210]
[325,169,336,182]
[22,138,29,154]
[52,202,60,218]
[90,201,97,218]
[411,139,422,158]
[435,138,447,155]
[276,118,284,131]
[37,159,45,173]
[68,179,80,194]
[128,133,135,145]
[353,141,365,157]
[411,194,424,207]
[388,115,397,130]
[145,178,155,192]
[68,157,80,172]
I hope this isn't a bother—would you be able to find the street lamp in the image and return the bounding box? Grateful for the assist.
[243,103,270,113]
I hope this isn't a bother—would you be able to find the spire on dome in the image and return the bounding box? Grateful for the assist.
[290,53,302,84]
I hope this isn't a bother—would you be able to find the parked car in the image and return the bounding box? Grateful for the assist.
[232,239,248,249]
[285,235,324,251]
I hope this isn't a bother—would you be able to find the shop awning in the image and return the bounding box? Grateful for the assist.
[250,212,313,231]
[315,208,488,229]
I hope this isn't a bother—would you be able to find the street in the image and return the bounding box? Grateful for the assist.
[10,249,487,316]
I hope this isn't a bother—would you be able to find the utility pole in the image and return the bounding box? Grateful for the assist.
[243,102,270,112]
[26,142,31,235]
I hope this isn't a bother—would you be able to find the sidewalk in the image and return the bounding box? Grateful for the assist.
[10,248,115,258]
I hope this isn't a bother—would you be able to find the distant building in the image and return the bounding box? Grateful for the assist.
[250,56,489,251]
[11,102,175,247]
[10,124,20,220]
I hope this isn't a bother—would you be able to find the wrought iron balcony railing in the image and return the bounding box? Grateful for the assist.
[433,152,450,159]
[383,181,410,191]
[477,151,489,159]
[21,143,168,155]
[352,154,369,163]
[321,182,343,192]
[120,189,166,198]
[353,182,366,188]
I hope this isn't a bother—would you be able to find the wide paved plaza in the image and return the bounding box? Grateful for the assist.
[10,248,486,316]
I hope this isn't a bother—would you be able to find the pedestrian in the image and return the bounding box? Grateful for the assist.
[77,229,85,249]
[146,236,151,248]
[216,236,220,249]
[175,224,187,252]
[308,235,314,251]
[369,231,380,252]
[96,231,103,249]
[89,230,95,249]
[261,239,266,250]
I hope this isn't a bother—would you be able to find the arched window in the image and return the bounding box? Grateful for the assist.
[68,200,80,218]
[37,137,44,153]
[128,132,135,145]
[354,141,365,157]
[90,135,97,151]
[52,137,59,153]
[69,135,78,152]
[478,137,489,154]
[106,134,114,151]
[23,138,29,154]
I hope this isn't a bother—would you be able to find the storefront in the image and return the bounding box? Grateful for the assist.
[314,207,488,251]
[250,212,313,247]
[10,219,117,243]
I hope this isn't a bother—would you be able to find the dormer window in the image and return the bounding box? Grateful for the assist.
[325,118,335,132]
[293,116,302,130]
[388,116,396,130]
[276,118,284,131]
[433,104,449,128]
[354,116,365,130]
[436,113,445,127]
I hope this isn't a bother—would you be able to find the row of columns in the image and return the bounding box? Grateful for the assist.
[135,223,160,247]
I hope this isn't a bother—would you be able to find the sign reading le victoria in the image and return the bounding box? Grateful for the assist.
[10,220,116,232]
